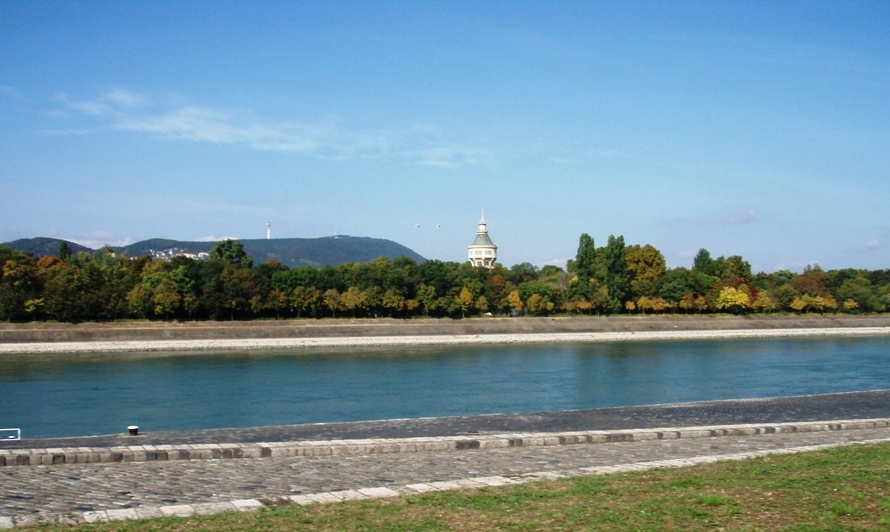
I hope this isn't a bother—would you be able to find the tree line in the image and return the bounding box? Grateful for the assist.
[1,235,888,323]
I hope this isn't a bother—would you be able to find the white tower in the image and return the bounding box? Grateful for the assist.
[267,221,271,240]
[468,212,497,268]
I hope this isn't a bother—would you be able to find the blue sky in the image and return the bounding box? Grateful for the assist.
[1,1,888,272]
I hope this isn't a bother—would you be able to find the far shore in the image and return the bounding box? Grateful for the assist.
[1,315,889,354]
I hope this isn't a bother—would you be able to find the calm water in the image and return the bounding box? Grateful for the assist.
[1,336,889,439]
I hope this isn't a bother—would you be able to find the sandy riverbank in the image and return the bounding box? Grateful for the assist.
[1,316,889,354]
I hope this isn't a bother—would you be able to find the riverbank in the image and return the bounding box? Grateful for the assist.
[1,315,889,353]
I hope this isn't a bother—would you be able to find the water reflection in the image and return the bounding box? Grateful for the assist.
[0,336,888,438]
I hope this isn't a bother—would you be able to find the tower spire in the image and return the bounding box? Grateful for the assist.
[468,211,497,268]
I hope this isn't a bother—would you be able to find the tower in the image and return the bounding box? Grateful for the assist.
[267,221,271,240]
[468,212,497,268]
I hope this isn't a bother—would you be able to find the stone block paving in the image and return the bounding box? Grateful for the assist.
[2,424,890,528]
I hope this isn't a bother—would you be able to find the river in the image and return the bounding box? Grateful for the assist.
[1,335,888,439]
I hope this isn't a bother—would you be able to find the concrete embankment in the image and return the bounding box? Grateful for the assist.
[0,315,889,353]
[2,315,890,343]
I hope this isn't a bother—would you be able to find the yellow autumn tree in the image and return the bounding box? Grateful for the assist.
[716,287,750,313]
[750,292,776,314]
[507,290,524,313]
[457,286,474,317]
[527,293,545,315]
[475,295,489,314]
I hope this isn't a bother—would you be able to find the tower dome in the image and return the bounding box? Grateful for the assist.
[468,213,497,268]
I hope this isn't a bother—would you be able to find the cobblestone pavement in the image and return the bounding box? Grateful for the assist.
[4,389,889,449]
[2,425,889,525]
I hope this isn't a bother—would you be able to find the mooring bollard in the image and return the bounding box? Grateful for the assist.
[128,425,139,436]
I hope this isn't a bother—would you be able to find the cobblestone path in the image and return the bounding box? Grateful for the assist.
[2,425,889,525]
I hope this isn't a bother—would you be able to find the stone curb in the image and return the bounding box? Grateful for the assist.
[1,418,887,468]
[3,434,889,529]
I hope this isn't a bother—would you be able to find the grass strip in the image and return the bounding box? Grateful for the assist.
[32,441,890,531]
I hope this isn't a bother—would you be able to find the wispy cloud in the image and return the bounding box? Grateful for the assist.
[406,144,488,167]
[194,235,238,242]
[40,128,91,136]
[541,257,570,268]
[70,230,133,249]
[858,239,881,252]
[57,90,485,165]
[0,86,26,101]
[717,209,755,224]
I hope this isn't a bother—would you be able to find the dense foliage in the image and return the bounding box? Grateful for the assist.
[1,236,888,323]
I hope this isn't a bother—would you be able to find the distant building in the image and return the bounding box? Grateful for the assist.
[468,214,497,268]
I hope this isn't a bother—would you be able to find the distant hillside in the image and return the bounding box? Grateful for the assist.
[1,237,92,257]
[3,236,425,267]
[120,236,425,266]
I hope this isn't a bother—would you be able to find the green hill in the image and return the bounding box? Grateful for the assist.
[237,236,425,267]
[3,236,425,267]
[1,237,92,258]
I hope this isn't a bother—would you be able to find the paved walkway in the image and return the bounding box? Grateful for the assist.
[2,391,890,528]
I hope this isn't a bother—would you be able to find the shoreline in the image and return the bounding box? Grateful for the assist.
[2,326,889,354]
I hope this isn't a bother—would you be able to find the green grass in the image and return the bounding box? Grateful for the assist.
[30,442,890,531]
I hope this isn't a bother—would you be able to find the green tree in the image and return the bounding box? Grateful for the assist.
[291,285,321,318]
[601,235,631,313]
[152,277,181,320]
[657,268,696,303]
[475,295,489,314]
[507,263,538,285]
[416,284,436,316]
[58,241,72,261]
[341,286,366,317]
[692,249,719,277]
[323,288,343,318]
[381,288,405,317]
[771,284,799,311]
[265,288,289,319]
[724,255,752,281]
[0,249,41,322]
[210,239,254,269]
[625,244,666,298]
[574,233,596,282]
[219,266,260,320]
[42,264,98,323]
[836,277,880,312]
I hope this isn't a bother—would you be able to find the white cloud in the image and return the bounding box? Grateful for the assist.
[39,128,91,136]
[61,90,484,165]
[194,235,238,242]
[540,257,570,269]
[70,230,133,249]
[117,106,324,153]
[0,86,25,101]
[407,145,486,167]
[859,239,880,251]
[717,209,755,224]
